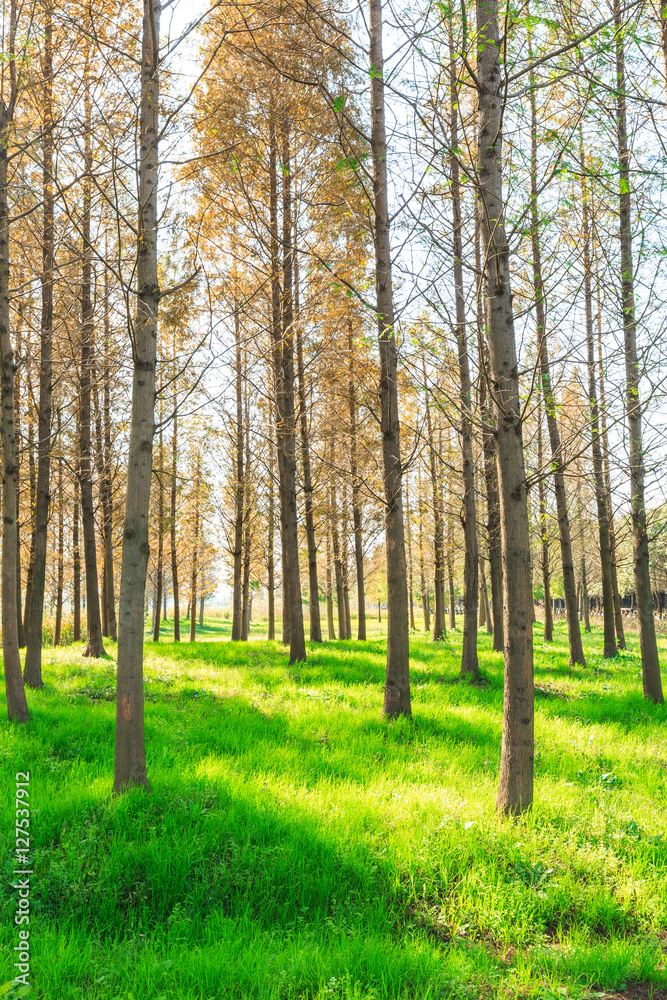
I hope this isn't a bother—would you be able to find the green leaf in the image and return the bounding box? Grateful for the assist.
[332,95,345,113]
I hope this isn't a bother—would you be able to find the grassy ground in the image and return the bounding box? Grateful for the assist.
[1,618,666,999]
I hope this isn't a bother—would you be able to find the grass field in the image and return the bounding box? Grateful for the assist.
[1,618,666,999]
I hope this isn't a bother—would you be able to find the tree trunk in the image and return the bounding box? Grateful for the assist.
[418,462,430,632]
[406,477,416,631]
[23,385,36,640]
[615,0,663,702]
[23,9,54,688]
[190,467,200,644]
[102,269,117,640]
[476,208,503,651]
[449,40,478,677]
[152,425,164,643]
[278,116,306,664]
[199,594,204,627]
[79,58,104,660]
[423,374,446,641]
[581,554,591,633]
[0,86,29,721]
[580,131,616,657]
[294,228,322,642]
[114,0,160,793]
[14,314,24,648]
[528,36,583,668]
[331,474,346,641]
[241,386,251,641]
[476,0,533,813]
[349,324,366,639]
[326,522,336,640]
[537,396,553,642]
[480,558,492,635]
[267,365,276,641]
[369,0,410,716]
[231,305,244,641]
[447,513,456,631]
[54,450,64,646]
[170,365,180,642]
[73,471,81,640]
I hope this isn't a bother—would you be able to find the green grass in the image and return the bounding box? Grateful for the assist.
[1,620,666,999]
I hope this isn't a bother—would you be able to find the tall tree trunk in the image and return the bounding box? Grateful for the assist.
[528,35,583,668]
[294,226,322,642]
[447,505,456,631]
[615,0,663,702]
[326,521,336,640]
[0,51,29,719]
[170,365,180,642]
[15,314,24,648]
[268,112,292,650]
[199,594,204,627]
[241,384,252,641]
[476,225,503,651]
[73,470,81,640]
[231,305,244,641]
[102,268,117,639]
[537,396,553,641]
[406,477,416,631]
[267,367,276,641]
[342,492,352,639]
[114,0,160,793]
[23,362,36,640]
[450,39,478,677]
[23,6,54,688]
[418,462,430,632]
[278,116,306,664]
[476,0,534,813]
[369,0,410,716]
[596,280,625,649]
[349,323,366,639]
[331,472,346,641]
[189,472,200,644]
[580,130,616,657]
[54,450,64,646]
[152,424,164,643]
[423,373,446,641]
[79,55,104,660]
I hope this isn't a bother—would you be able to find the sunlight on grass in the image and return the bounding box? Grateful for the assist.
[1,619,666,998]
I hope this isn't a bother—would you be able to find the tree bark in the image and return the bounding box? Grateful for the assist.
[423,373,446,641]
[537,396,553,641]
[476,211,503,651]
[476,0,533,813]
[79,56,104,660]
[267,364,276,641]
[0,59,29,720]
[114,0,160,793]
[406,477,416,631]
[349,324,366,639]
[23,362,36,641]
[277,116,306,663]
[24,7,54,688]
[449,40,478,677]
[418,462,430,632]
[528,35,583,668]
[189,464,200,643]
[580,132,616,657]
[615,0,663,702]
[102,269,117,640]
[14,313,24,648]
[369,0,410,716]
[54,450,64,646]
[231,305,244,641]
[170,360,180,642]
[294,230,322,642]
[326,521,336,640]
[331,475,346,641]
[240,384,252,641]
[152,424,164,643]
[73,469,81,640]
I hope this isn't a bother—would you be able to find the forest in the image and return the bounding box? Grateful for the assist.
[1,0,667,996]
